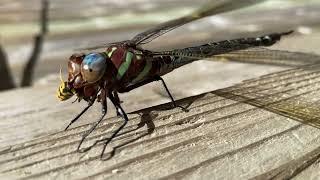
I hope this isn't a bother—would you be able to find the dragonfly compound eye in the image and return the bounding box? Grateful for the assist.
[68,60,81,77]
[81,53,106,83]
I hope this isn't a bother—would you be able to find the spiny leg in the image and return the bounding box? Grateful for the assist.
[113,91,123,117]
[65,97,96,131]
[155,75,188,112]
[100,92,129,159]
[77,92,107,153]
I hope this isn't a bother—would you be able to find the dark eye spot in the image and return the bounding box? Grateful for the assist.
[89,69,93,72]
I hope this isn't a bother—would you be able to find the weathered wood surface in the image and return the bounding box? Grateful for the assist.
[1,62,320,179]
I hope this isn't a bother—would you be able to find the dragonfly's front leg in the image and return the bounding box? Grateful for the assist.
[113,91,124,117]
[155,75,189,112]
[100,91,129,159]
[77,90,108,153]
[65,96,96,131]
[118,76,188,112]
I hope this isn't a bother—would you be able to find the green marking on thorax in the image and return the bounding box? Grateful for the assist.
[117,51,133,80]
[107,47,117,58]
[132,60,152,83]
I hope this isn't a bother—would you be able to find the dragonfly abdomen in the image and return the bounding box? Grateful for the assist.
[151,55,195,76]
[153,31,294,59]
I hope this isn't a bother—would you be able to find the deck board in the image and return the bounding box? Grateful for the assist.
[1,62,320,179]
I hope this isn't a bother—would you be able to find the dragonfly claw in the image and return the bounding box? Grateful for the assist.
[178,106,189,113]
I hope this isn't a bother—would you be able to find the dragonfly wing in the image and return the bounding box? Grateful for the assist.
[131,0,266,45]
[75,40,131,51]
[153,47,320,67]
[214,70,320,130]
[77,0,266,51]
[150,30,320,67]
[211,48,320,67]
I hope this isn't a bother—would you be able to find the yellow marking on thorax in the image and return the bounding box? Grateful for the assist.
[107,47,117,58]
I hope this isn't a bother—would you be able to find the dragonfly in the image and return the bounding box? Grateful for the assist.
[56,0,319,159]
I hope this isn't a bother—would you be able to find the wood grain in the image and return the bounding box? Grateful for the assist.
[1,62,320,179]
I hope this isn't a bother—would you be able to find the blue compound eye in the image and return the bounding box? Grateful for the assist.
[81,53,106,83]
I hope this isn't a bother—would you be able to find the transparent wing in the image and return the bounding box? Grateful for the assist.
[78,0,266,51]
[131,0,266,45]
[214,62,320,130]
[153,44,320,67]
[211,48,320,67]
[76,40,131,51]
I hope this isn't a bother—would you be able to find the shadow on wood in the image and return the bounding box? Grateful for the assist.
[213,63,320,130]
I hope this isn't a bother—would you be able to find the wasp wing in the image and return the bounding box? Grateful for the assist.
[131,0,266,45]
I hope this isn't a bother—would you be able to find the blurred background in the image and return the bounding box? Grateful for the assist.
[1,0,320,91]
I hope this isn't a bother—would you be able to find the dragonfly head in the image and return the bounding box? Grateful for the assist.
[57,52,107,101]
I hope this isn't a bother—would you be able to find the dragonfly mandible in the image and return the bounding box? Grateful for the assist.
[56,0,315,159]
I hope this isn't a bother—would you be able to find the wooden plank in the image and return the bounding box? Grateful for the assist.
[1,62,320,179]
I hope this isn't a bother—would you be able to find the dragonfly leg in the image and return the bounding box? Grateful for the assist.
[112,91,123,117]
[100,92,128,159]
[77,92,107,153]
[64,96,96,131]
[155,76,189,112]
